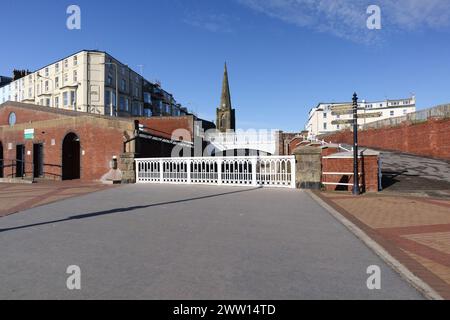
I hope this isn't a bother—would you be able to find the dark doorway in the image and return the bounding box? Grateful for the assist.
[0,142,3,178]
[33,143,44,178]
[16,145,25,178]
[62,133,80,180]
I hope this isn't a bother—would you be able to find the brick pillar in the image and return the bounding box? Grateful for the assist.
[293,146,322,189]
[119,153,136,184]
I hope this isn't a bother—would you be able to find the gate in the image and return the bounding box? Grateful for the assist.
[135,156,296,188]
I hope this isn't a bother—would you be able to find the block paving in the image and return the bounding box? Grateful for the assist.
[315,191,450,299]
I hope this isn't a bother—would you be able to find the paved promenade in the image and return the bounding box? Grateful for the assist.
[316,191,450,299]
[0,184,422,300]
[0,181,115,217]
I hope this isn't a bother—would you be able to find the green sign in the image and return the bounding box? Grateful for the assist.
[24,128,34,140]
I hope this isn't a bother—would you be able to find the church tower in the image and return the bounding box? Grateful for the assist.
[216,63,236,132]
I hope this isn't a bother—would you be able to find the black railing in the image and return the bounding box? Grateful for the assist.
[0,159,35,182]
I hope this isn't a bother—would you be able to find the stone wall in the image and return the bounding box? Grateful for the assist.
[293,146,322,189]
[119,153,136,184]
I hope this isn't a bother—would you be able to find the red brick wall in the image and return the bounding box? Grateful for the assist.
[321,118,450,160]
[321,147,340,157]
[0,105,65,125]
[322,155,379,192]
[138,116,194,141]
[288,137,304,155]
[0,104,133,181]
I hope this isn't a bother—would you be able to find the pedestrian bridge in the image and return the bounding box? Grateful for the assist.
[135,156,296,188]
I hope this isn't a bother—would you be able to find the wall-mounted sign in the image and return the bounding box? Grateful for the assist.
[24,129,35,140]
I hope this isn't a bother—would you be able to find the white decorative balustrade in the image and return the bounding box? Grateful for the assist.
[135,156,296,188]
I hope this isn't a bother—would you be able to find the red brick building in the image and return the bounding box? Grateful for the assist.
[0,102,210,182]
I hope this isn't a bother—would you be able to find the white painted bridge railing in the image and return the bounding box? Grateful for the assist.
[135,156,296,188]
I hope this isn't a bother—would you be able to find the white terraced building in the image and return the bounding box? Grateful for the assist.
[305,96,416,139]
[0,50,188,118]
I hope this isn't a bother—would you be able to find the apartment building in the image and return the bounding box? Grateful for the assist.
[0,50,188,118]
[305,96,416,139]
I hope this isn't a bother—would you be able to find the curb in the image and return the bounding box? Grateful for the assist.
[306,190,443,300]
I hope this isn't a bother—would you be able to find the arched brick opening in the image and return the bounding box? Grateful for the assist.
[62,133,81,180]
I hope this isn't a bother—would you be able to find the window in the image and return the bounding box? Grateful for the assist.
[144,92,151,104]
[55,63,59,73]
[45,98,51,107]
[337,125,340,130]
[45,68,49,77]
[121,79,126,91]
[28,87,32,98]
[45,81,49,92]
[55,96,59,108]
[390,111,395,116]
[63,92,69,106]
[73,70,77,82]
[105,91,111,106]
[403,109,408,115]
[323,112,327,119]
[64,73,68,83]
[144,108,152,117]
[73,55,78,66]
[107,75,113,86]
[70,91,76,106]
[55,77,59,88]
[134,86,139,97]
[64,59,68,68]
[119,96,125,110]
[112,92,117,107]
[323,123,327,130]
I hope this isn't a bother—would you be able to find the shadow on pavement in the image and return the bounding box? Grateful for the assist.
[0,187,261,234]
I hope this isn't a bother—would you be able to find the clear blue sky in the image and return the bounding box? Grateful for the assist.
[1,0,450,131]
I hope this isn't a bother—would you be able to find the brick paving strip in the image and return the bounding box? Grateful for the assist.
[0,182,115,218]
[311,190,450,300]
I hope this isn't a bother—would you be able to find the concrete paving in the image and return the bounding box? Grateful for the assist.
[0,184,423,300]
[380,151,450,198]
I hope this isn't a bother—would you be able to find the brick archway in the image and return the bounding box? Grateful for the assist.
[62,133,81,180]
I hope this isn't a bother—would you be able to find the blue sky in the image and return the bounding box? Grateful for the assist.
[1,0,450,131]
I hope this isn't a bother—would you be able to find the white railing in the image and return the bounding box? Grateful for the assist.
[136,156,296,188]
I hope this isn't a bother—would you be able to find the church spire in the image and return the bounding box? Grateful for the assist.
[220,62,232,110]
[216,62,236,132]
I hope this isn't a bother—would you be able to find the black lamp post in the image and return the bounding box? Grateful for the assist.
[352,92,360,195]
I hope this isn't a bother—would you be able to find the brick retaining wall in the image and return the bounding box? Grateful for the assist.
[321,118,450,160]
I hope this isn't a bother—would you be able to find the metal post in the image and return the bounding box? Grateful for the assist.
[352,92,360,195]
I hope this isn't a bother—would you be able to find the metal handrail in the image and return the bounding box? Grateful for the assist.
[0,158,35,182]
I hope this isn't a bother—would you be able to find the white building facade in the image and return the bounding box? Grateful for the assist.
[0,50,186,118]
[305,96,416,139]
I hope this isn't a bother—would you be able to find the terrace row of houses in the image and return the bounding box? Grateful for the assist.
[0,50,189,119]
[305,96,417,139]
